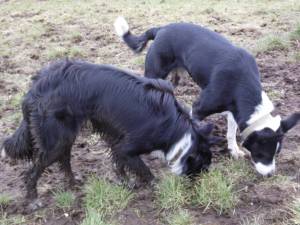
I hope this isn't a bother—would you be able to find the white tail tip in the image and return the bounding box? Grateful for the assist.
[114,16,129,37]
[1,148,6,159]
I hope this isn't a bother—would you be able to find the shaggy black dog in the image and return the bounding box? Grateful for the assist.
[2,60,216,200]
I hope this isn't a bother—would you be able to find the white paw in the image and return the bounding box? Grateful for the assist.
[230,148,245,159]
[1,148,6,159]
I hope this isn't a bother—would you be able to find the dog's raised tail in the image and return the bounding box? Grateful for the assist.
[2,120,33,160]
[114,16,160,53]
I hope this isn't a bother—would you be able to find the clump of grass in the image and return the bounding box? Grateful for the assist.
[47,47,69,59]
[132,56,145,67]
[240,215,264,225]
[155,174,190,210]
[194,169,237,214]
[7,92,24,110]
[0,194,12,208]
[219,158,255,183]
[256,34,288,53]
[290,24,300,41]
[0,213,26,225]
[81,209,110,225]
[70,32,83,43]
[53,190,75,210]
[290,198,300,224]
[167,209,194,225]
[46,46,84,59]
[69,46,85,58]
[84,176,133,217]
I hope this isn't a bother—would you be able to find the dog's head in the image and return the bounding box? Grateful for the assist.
[243,113,300,176]
[179,122,220,176]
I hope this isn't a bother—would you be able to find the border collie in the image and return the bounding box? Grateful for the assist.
[1,59,216,200]
[114,17,300,176]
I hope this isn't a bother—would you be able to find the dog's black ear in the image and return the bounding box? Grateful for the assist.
[280,113,300,133]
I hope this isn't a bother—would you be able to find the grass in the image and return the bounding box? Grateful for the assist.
[155,174,190,210]
[0,194,11,209]
[290,198,300,224]
[255,34,288,53]
[46,46,85,59]
[167,209,194,225]
[81,209,111,225]
[53,190,75,210]
[218,158,255,184]
[240,215,264,225]
[290,24,300,41]
[194,169,237,214]
[0,213,26,225]
[83,176,133,218]
[7,92,24,110]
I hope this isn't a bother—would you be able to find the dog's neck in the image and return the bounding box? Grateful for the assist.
[166,131,192,175]
[240,91,281,140]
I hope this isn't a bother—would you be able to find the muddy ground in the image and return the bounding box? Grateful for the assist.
[0,1,300,225]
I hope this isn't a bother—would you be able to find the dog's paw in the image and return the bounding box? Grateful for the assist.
[229,147,245,159]
[1,148,6,159]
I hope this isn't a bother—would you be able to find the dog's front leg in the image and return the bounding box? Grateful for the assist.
[128,156,155,186]
[227,112,245,159]
[59,149,79,188]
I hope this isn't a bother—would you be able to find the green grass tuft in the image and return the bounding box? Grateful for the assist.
[0,213,26,225]
[69,46,85,58]
[167,209,194,225]
[155,174,190,210]
[84,176,133,217]
[46,46,85,59]
[256,34,288,53]
[7,92,24,110]
[0,194,12,208]
[194,169,237,214]
[53,190,75,209]
[218,158,255,183]
[46,46,69,59]
[81,209,111,225]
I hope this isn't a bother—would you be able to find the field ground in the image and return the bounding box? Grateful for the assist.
[0,0,300,224]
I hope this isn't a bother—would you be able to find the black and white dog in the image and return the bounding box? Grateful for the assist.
[1,59,216,199]
[114,17,300,176]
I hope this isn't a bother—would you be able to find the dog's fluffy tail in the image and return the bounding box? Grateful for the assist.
[2,120,33,160]
[114,16,160,53]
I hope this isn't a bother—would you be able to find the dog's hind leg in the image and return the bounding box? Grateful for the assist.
[144,47,176,80]
[25,160,45,200]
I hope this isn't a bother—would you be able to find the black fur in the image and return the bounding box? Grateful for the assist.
[3,59,214,199]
